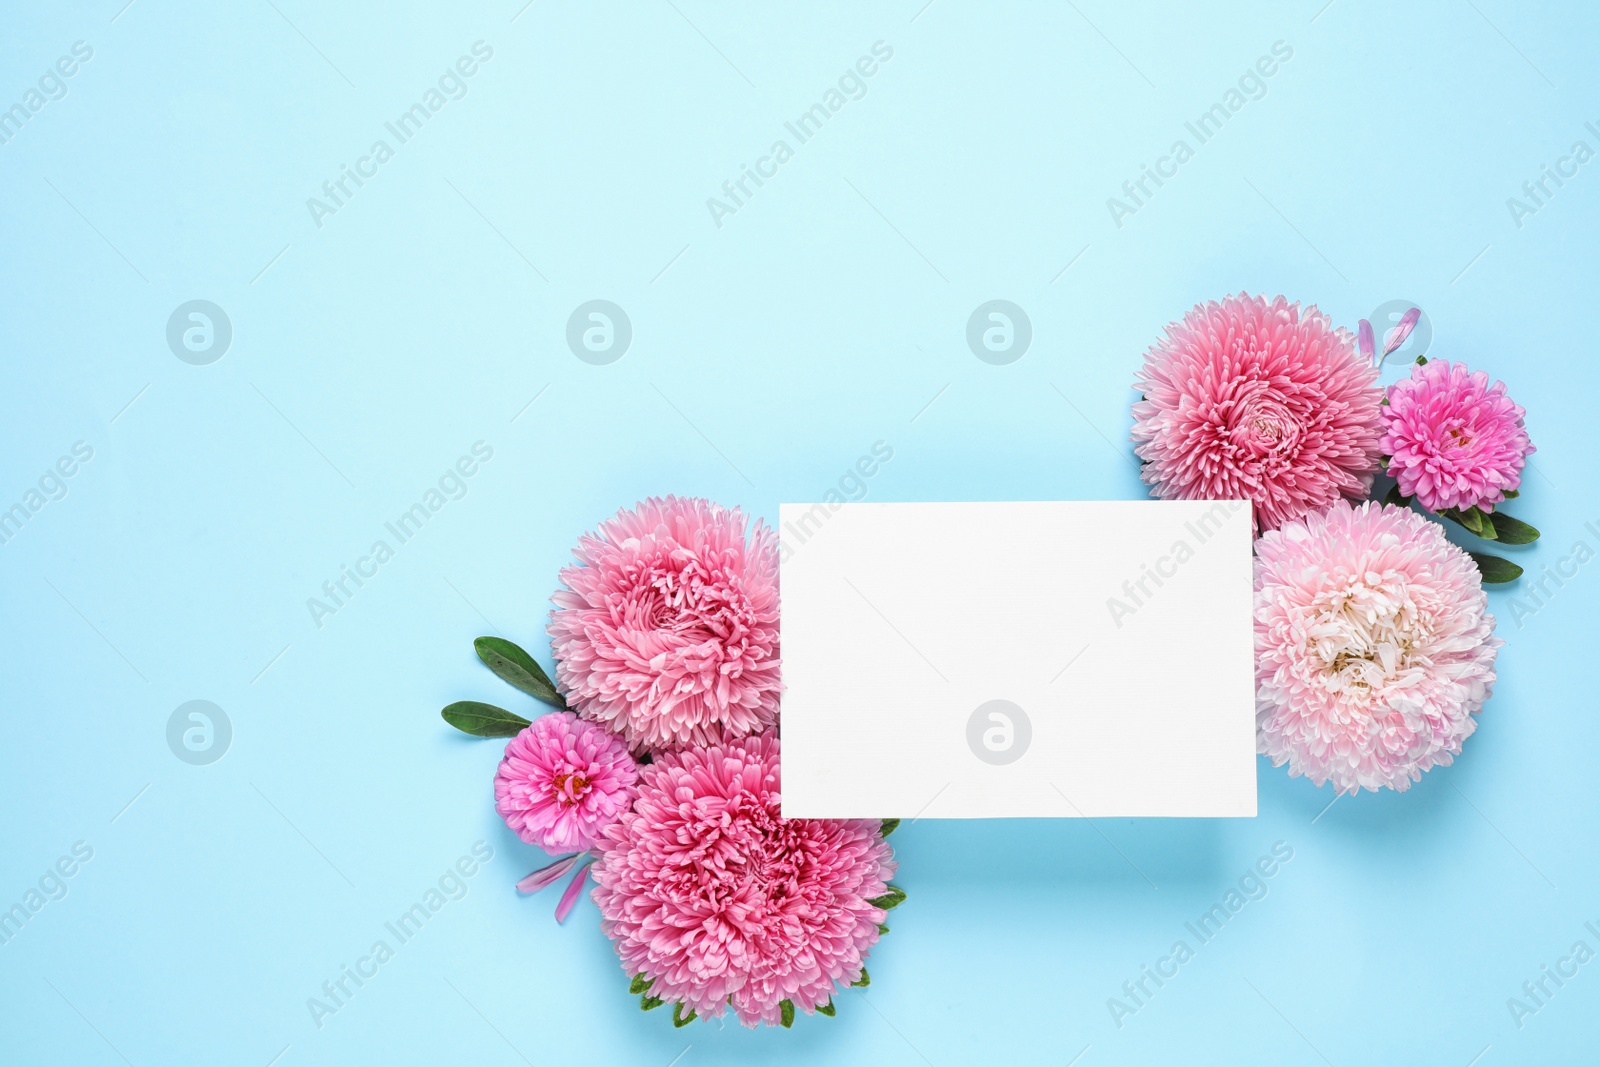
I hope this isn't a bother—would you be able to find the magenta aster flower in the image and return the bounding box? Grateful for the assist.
[549,496,781,753]
[1254,500,1501,794]
[1381,359,1534,514]
[494,711,639,853]
[590,734,896,1027]
[1132,293,1385,533]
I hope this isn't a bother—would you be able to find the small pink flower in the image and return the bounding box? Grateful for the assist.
[1132,294,1385,534]
[1381,360,1534,513]
[549,496,782,753]
[494,712,639,853]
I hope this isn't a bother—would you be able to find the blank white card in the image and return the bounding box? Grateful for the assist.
[778,500,1256,819]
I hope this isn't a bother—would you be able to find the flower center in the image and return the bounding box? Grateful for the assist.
[1230,395,1299,455]
[551,772,592,805]
[1309,578,1424,708]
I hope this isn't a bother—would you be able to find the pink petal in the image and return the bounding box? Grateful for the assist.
[516,852,584,893]
[1382,308,1420,356]
[1358,319,1374,362]
[554,862,594,923]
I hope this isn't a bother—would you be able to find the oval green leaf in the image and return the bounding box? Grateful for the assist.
[1469,552,1524,584]
[1488,512,1540,544]
[1448,507,1492,538]
[441,700,531,737]
[474,636,566,708]
[867,886,906,910]
[779,999,795,1028]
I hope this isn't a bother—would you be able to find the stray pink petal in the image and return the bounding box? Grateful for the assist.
[554,861,594,923]
[1383,307,1420,356]
[516,852,584,893]
[1358,319,1375,362]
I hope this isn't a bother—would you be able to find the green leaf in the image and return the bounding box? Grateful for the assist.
[474,636,566,708]
[816,1000,836,1017]
[1488,511,1540,544]
[779,999,795,1028]
[1448,507,1492,538]
[1415,355,1428,365]
[1470,552,1524,584]
[672,1003,697,1027]
[879,818,900,838]
[1382,483,1411,508]
[1503,489,1520,499]
[867,886,906,911]
[640,994,664,1011]
[629,974,652,995]
[852,968,870,988]
[877,923,890,935]
[440,701,531,737]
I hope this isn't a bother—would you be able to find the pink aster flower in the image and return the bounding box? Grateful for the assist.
[1381,359,1534,514]
[590,734,895,1027]
[493,711,639,853]
[1132,293,1385,533]
[1254,500,1501,794]
[549,496,781,753]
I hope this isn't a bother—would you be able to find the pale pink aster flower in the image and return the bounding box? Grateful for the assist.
[590,734,895,1027]
[1132,293,1385,533]
[1255,500,1501,794]
[548,496,781,753]
[493,711,639,853]
[1381,359,1534,514]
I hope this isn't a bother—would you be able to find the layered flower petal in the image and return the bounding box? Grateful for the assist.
[1254,500,1501,794]
[494,712,639,853]
[589,734,894,1027]
[1380,359,1534,513]
[548,496,782,753]
[1132,293,1385,534]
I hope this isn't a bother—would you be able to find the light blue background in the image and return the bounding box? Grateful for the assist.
[2,1,1596,1064]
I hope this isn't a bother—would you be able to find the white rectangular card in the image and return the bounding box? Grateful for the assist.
[778,500,1256,819]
